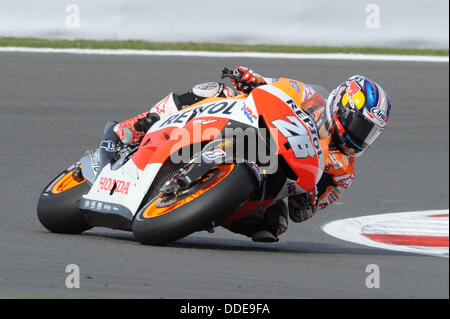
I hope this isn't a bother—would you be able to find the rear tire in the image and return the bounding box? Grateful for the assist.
[37,168,92,234]
[132,164,256,245]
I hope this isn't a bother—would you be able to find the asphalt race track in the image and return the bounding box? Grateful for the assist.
[0,52,448,298]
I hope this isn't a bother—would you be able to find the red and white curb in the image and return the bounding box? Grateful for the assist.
[322,210,449,258]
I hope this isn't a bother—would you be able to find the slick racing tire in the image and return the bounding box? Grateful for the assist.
[132,164,257,245]
[37,166,92,234]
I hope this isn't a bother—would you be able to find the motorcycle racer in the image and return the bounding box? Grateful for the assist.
[98,66,391,243]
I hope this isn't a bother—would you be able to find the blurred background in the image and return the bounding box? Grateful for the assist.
[0,0,448,49]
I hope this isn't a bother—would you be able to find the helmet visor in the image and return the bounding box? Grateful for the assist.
[339,110,383,155]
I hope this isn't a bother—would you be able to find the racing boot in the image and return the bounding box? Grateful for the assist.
[251,200,288,243]
[97,121,120,176]
[224,200,288,243]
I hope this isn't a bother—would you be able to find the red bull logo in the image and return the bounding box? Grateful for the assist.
[346,81,361,98]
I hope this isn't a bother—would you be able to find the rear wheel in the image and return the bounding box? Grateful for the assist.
[132,164,256,245]
[37,166,92,234]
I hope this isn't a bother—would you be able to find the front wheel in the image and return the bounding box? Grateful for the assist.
[37,166,92,234]
[132,164,257,245]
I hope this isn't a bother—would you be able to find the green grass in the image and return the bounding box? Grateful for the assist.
[0,37,448,56]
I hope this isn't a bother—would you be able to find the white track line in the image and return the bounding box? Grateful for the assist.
[0,46,448,63]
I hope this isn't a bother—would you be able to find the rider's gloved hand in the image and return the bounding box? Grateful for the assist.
[134,112,160,133]
[287,188,318,223]
[221,66,266,94]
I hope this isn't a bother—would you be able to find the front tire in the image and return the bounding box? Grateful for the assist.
[37,167,92,234]
[132,164,256,245]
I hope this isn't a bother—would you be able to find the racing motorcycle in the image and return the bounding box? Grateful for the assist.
[37,80,330,245]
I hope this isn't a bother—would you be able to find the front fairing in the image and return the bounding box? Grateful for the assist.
[251,85,327,192]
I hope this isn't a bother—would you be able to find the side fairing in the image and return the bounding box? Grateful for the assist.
[82,96,260,217]
[251,85,325,192]
[81,161,163,219]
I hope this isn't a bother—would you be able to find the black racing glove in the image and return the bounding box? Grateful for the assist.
[134,112,160,132]
[221,66,266,94]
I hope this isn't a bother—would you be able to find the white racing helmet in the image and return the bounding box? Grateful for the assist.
[325,75,391,157]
